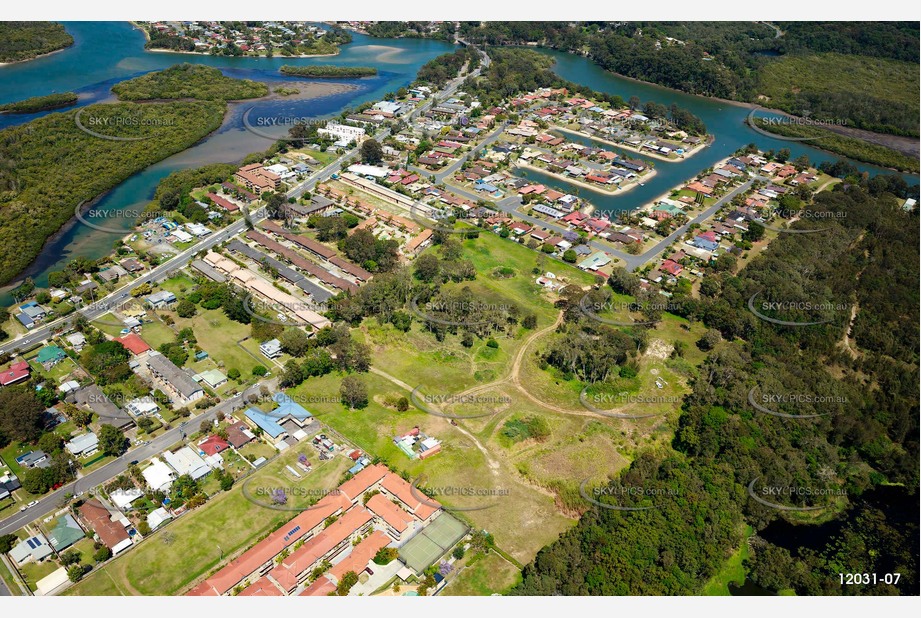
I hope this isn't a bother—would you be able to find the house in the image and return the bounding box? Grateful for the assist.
[0,360,31,387]
[145,290,177,309]
[207,192,239,212]
[259,339,282,359]
[36,345,65,368]
[578,252,612,271]
[9,534,53,566]
[47,514,84,552]
[147,507,173,531]
[199,436,230,457]
[404,229,434,256]
[146,352,205,406]
[120,258,145,273]
[226,421,256,449]
[244,393,315,444]
[17,302,46,329]
[196,369,228,390]
[661,259,683,276]
[691,232,719,252]
[72,385,134,429]
[16,450,49,469]
[65,432,99,458]
[126,397,158,417]
[116,333,151,356]
[164,447,211,481]
[65,332,86,351]
[143,457,176,492]
[78,499,133,554]
[97,265,127,283]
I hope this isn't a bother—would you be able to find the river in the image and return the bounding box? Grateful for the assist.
[1,24,917,305]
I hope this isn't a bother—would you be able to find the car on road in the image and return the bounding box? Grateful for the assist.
[129,460,139,465]
[20,500,38,511]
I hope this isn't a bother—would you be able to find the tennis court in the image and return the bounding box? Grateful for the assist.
[399,512,468,573]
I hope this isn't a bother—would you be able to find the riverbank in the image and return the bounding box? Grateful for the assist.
[143,47,340,59]
[515,160,655,197]
[553,125,708,163]
[0,45,70,68]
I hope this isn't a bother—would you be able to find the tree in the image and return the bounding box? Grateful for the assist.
[522,314,537,329]
[359,138,383,165]
[414,253,440,282]
[336,570,359,595]
[697,329,722,351]
[0,534,17,553]
[252,365,268,377]
[227,368,241,381]
[66,403,94,428]
[279,328,312,357]
[176,299,197,318]
[0,384,44,442]
[137,521,151,536]
[67,564,86,583]
[37,432,65,454]
[98,424,128,457]
[396,396,409,412]
[93,546,112,562]
[562,249,577,263]
[339,376,368,410]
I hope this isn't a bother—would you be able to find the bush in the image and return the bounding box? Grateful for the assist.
[94,546,112,562]
[486,338,499,349]
[252,365,268,377]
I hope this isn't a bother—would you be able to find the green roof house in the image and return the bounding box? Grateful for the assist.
[36,345,66,367]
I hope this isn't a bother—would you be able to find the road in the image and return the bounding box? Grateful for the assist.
[0,381,268,538]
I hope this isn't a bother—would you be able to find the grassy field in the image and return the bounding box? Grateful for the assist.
[443,551,522,596]
[286,370,575,564]
[702,525,753,595]
[66,446,350,596]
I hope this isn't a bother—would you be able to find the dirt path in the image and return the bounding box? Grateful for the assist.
[369,366,501,474]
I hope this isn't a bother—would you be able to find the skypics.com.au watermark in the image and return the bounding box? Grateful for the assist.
[578,478,680,511]
[241,480,343,512]
[75,108,177,142]
[748,386,845,420]
[747,477,847,512]
[242,110,328,142]
[747,291,848,327]
[410,476,506,512]
[73,202,171,235]
[579,386,673,420]
[410,386,500,420]
[746,105,847,143]
[762,208,847,235]
[409,295,513,328]
[579,293,683,327]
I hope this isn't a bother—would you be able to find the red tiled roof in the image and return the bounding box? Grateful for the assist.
[270,507,374,592]
[79,499,129,550]
[327,530,391,582]
[339,463,388,502]
[238,577,283,596]
[187,492,350,596]
[0,361,30,386]
[380,473,440,520]
[366,493,414,533]
[116,333,151,356]
[298,576,336,596]
[199,435,230,456]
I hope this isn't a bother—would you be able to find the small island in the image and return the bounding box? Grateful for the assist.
[0,22,73,64]
[0,92,78,114]
[279,65,378,78]
[111,63,269,101]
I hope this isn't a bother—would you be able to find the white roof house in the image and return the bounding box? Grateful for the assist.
[110,487,144,510]
[163,447,211,480]
[143,457,176,493]
[147,507,173,531]
[126,398,159,416]
[10,534,53,565]
[171,229,193,242]
[65,432,99,457]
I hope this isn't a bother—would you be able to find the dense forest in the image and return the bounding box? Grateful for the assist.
[513,178,919,595]
[0,64,269,285]
[0,92,78,114]
[279,65,377,77]
[0,21,73,63]
[454,22,919,137]
[364,21,456,41]
[415,47,480,88]
[0,101,225,285]
[111,63,268,101]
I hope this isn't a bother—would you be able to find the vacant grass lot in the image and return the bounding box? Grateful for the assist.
[443,551,522,596]
[66,447,349,596]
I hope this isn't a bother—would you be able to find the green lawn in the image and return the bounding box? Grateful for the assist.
[18,558,60,591]
[66,448,350,596]
[443,551,522,596]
